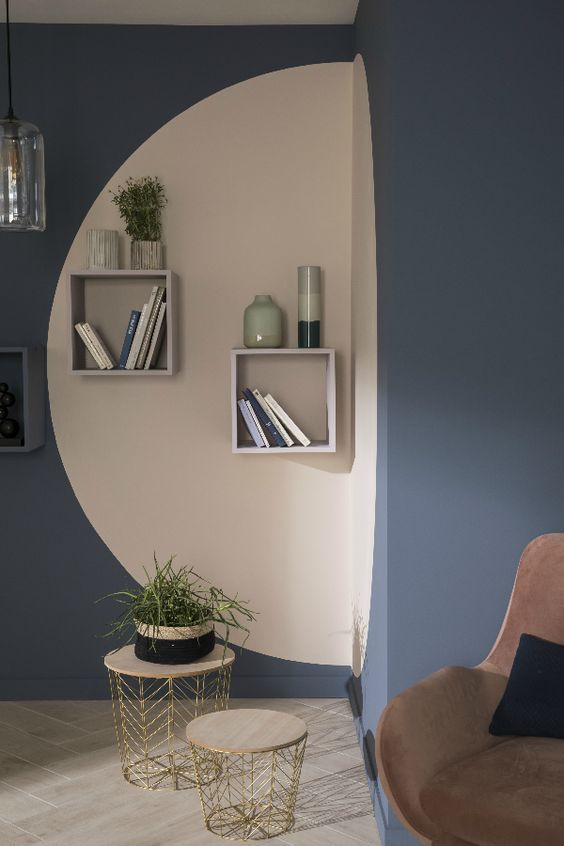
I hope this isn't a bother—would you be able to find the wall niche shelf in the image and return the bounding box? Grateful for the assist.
[68,269,177,375]
[0,347,45,453]
[231,348,336,453]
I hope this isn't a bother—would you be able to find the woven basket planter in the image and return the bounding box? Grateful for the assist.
[134,620,215,664]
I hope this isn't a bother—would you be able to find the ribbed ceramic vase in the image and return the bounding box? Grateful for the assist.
[87,229,119,269]
[243,295,282,348]
[131,240,163,270]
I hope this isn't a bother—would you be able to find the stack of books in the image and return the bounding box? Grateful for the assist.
[237,388,311,448]
[75,285,167,371]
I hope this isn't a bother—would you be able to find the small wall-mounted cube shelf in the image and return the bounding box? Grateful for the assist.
[68,269,177,375]
[0,347,45,453]
[231,348,336,453]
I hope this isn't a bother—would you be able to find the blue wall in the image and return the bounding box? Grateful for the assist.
[355,1,564,843]
[0,23,354,700]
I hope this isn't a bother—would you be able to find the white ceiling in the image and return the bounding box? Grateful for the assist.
[10,1,359,26]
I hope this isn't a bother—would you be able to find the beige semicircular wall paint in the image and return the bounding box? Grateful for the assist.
[351,54,377,677]
[48,63,356,667]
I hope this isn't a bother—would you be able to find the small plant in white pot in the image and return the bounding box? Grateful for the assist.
[103,555,255,664]
[110,175,167,270]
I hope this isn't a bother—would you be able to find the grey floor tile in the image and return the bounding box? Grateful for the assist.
[55,727,117,754]
[307,748,365,775]
[0,725,79,772]
[330,814,381,844]
[0,703,89,745]
[297,699,349,713]
[0,782,57,824]
[71,711,116,734]
[51,743,121,779]
[0,752,69,794]
[277,823,374,845]
[0,817,42,844]
[10,701,104,724]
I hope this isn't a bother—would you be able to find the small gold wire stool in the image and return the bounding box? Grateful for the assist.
[104,645,235,791]
[187,708,308,840]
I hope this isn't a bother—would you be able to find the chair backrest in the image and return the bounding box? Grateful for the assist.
[481,533,564,676]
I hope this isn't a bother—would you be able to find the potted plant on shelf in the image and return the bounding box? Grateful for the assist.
[110,176,167,270]
[102,555,255,664]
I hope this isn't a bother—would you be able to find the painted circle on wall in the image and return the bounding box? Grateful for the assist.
[48,64,355,667]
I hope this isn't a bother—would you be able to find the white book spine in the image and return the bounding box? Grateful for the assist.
[126,303,148,369]
[143,302,166,369]
[134,285,160,368]
[264,393,311,446]
[244,399,269,447]
[83,323,115,368]
[75,323,106,369]
[252,389,294,446]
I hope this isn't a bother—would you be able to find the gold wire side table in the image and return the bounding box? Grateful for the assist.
[187,708,307,840]
[104,644,235,791]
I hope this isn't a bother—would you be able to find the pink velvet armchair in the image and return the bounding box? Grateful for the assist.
[376,533,564,846]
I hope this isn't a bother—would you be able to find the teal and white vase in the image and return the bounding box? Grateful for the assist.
[243,295,282,348]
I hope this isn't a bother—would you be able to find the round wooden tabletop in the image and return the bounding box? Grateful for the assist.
[104,644,236,678]
[186,708,308,753]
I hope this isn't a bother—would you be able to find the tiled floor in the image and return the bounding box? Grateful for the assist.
[0,698,380,846]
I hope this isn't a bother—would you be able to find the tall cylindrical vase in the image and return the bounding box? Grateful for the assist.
[298,266,321,348]
[87,229,119,269]
[244,295,282,348]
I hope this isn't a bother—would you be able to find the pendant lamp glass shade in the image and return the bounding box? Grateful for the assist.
[0,0,45,231]
[0,117,45,230]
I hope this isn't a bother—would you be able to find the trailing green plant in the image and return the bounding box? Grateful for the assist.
[101,555,256,648]
[110,176,167,241]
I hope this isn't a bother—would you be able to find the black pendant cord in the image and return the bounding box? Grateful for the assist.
[4,0,13,119]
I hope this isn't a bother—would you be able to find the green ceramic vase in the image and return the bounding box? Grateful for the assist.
[243,295,282,348]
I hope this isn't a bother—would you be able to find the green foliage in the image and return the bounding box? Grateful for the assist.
[110,176,167,241]
[101,555,256,648]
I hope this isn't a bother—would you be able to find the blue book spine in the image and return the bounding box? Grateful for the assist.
[242,388,286,447]
[237,399,264,448]
[118,310,141,369]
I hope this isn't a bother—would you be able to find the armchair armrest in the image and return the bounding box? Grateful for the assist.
[376,666,507,844]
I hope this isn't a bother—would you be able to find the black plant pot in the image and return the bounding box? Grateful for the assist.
[134,626,215,665]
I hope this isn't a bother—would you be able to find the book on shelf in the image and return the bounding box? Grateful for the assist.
[118,310,141,369]
[125,303,148,369]
[74,323,109,369]
[244,398,269,447]
[143,302,167,369]
[237,399,265,447]
[82,323,115,369]
[251,388,294,447]
[242,388,287,447]
[75,323,103,369]
[264,393,311,447]
[136,286,166,369]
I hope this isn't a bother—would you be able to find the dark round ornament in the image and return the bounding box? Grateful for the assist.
[0,392,15,407]
[0,408,7,420]
[0,383,8,393]
[0,419,19,437]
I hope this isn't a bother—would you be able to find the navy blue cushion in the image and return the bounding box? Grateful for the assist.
[490,633,564,738]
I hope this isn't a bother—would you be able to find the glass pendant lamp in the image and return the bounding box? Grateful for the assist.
[0,0,45,230]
